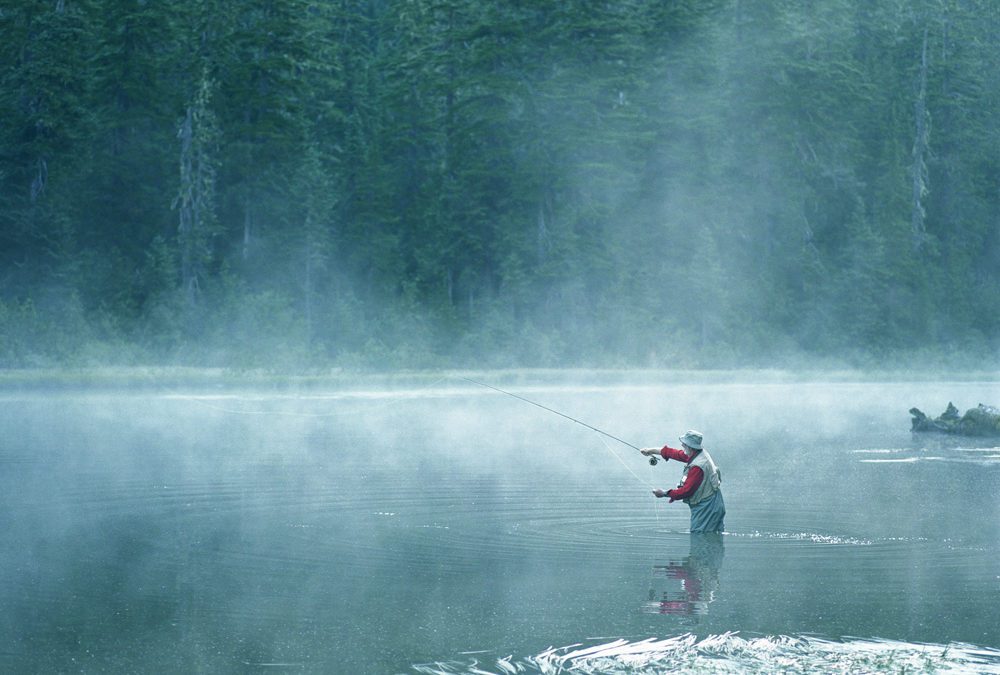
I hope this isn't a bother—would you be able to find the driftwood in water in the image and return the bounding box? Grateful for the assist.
[910,402,1000,436]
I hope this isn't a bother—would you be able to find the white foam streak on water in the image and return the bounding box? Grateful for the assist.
[733,531,874,545]
[860,456,1000,465]
[859,457,926,463]
[412,633,1000,674]
[853,446,1000,465]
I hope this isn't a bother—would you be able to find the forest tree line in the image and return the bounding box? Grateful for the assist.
[2,0,1000,370]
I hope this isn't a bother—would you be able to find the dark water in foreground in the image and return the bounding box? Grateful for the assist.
[2,376,1000,673]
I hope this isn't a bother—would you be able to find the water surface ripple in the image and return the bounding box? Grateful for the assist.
[3,380,1000,672]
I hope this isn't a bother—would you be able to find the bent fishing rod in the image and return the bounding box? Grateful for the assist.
[461,377,660,465]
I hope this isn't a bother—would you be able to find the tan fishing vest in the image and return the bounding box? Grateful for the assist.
[678,449,722,505]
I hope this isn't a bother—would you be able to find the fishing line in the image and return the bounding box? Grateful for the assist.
[596,432,663,530]
[594,431,653,489]
[591,430,663,529]
[648,445,662,526]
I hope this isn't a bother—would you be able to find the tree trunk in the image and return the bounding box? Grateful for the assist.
[911,26,930,251]
[177,106,196,304]
[304,231,314,344]
[175,71,217,306]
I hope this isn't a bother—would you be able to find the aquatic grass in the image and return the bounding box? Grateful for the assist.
[412,633,1000,674]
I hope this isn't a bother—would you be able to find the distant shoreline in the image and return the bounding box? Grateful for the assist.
[2,366,999,392]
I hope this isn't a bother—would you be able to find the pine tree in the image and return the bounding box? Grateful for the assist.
[174,68,219,307]
[0,0,97,291]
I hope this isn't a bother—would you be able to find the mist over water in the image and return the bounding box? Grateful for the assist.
[2,373,1000,672]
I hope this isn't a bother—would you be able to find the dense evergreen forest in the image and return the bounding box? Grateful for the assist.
[3,0,1000,370]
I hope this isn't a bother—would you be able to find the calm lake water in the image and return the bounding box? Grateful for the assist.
[3,374,1000,673]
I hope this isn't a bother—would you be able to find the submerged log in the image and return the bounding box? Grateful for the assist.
[910,402,1000,436]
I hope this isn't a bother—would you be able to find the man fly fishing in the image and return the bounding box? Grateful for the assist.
[461,379,726,532]
[641,430,725,533]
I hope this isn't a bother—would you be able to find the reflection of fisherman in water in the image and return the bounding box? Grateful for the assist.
[644,533,724,617]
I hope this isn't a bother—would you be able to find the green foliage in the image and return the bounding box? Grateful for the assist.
[1,0,999,370]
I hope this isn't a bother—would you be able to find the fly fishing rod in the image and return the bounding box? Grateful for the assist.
[461,377,660,465]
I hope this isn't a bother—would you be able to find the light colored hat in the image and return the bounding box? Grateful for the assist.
[679,430,703,450]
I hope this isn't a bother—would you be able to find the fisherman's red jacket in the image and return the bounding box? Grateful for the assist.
[658,446,703,501]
